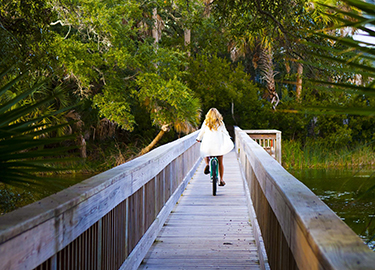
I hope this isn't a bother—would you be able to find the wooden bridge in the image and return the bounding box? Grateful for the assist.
[1,127,375,270]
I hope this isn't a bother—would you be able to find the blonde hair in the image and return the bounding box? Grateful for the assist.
[205,108,223,131]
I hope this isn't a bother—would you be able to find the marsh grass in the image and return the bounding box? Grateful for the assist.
[282,140,375,169]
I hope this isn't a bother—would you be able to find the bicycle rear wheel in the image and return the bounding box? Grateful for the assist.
[211,158,218,196]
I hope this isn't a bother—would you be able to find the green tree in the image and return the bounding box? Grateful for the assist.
[47,0,202,153]
[0,0,57,70]
[136,48,201,154]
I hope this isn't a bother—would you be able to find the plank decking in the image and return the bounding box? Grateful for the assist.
[138,151,261,269]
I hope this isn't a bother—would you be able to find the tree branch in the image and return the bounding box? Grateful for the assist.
[254,0,290,47]
[50,20,70,26]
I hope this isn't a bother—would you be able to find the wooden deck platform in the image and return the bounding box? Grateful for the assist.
[138,151,261,269]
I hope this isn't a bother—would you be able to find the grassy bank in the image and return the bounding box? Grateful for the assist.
[282,140,375,170]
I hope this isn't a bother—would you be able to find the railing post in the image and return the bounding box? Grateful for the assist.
[162,169,166,204]
[244,129,282,164]
[142,185,146,235]
[275,131,281,164]
[50,254,57,270]
[97,219,102,270]
[125,198,129,257]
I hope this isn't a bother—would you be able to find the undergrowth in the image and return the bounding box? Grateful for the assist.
[82,139,144,173]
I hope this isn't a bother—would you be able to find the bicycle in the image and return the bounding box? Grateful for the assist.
[209,156,219,196]
[196,139,220,196]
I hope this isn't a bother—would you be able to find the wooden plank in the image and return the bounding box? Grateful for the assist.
[243,129,281,134]
[275,131,282,164]
[164,164,171,202]
[171,159,178,195]
[128,188,143,252]
[139,151,261,270]
[248,134,276,140]
[155,172,164,215]
[145,179,156,232]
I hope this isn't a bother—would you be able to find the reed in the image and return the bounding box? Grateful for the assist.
[282,140,304,169]
[282,140,375,169]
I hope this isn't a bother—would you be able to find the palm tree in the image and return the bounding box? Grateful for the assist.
[258,43,280,109]
[0,68,76,186]
[230,34,280,109]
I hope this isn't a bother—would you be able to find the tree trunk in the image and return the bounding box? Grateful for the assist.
[152,8,159,44]
[184,29,191,57]
[231,101,237,124]
[260,44,279,109]
[79,134,87,158]
[203,0,214,17]
[296,61,303,101]
[140,124,169,155]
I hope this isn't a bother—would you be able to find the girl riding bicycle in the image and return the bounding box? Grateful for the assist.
[196,108,234,186]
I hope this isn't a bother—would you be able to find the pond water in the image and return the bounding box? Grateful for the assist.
[289,167,375,250]
[0,174,95,215]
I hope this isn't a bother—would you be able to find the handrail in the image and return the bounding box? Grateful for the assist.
[0,131,201,270]
[235,126,375,270]
[244,129,282,164]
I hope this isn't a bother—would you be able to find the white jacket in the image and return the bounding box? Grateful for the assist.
[196,120,234,157]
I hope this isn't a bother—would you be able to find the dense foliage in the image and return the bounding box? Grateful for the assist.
[1,0,375,185]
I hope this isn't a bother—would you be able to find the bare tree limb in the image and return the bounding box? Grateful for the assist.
[64,25,71,39]
[123,73,138,81]
[50,20,70,26]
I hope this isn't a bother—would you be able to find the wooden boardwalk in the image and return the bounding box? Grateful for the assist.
[138,151,261,269]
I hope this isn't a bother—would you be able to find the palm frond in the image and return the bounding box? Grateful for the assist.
[0,72,26,97]
[0,67,77,186]
[305,0,375,118]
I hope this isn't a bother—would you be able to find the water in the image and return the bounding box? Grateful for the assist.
[289,167,375,250]
[0,174,94,215]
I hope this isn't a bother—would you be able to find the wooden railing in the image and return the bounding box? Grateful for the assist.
[235,126,375,270]
[245,129,282,164]
[0,131,201,270]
